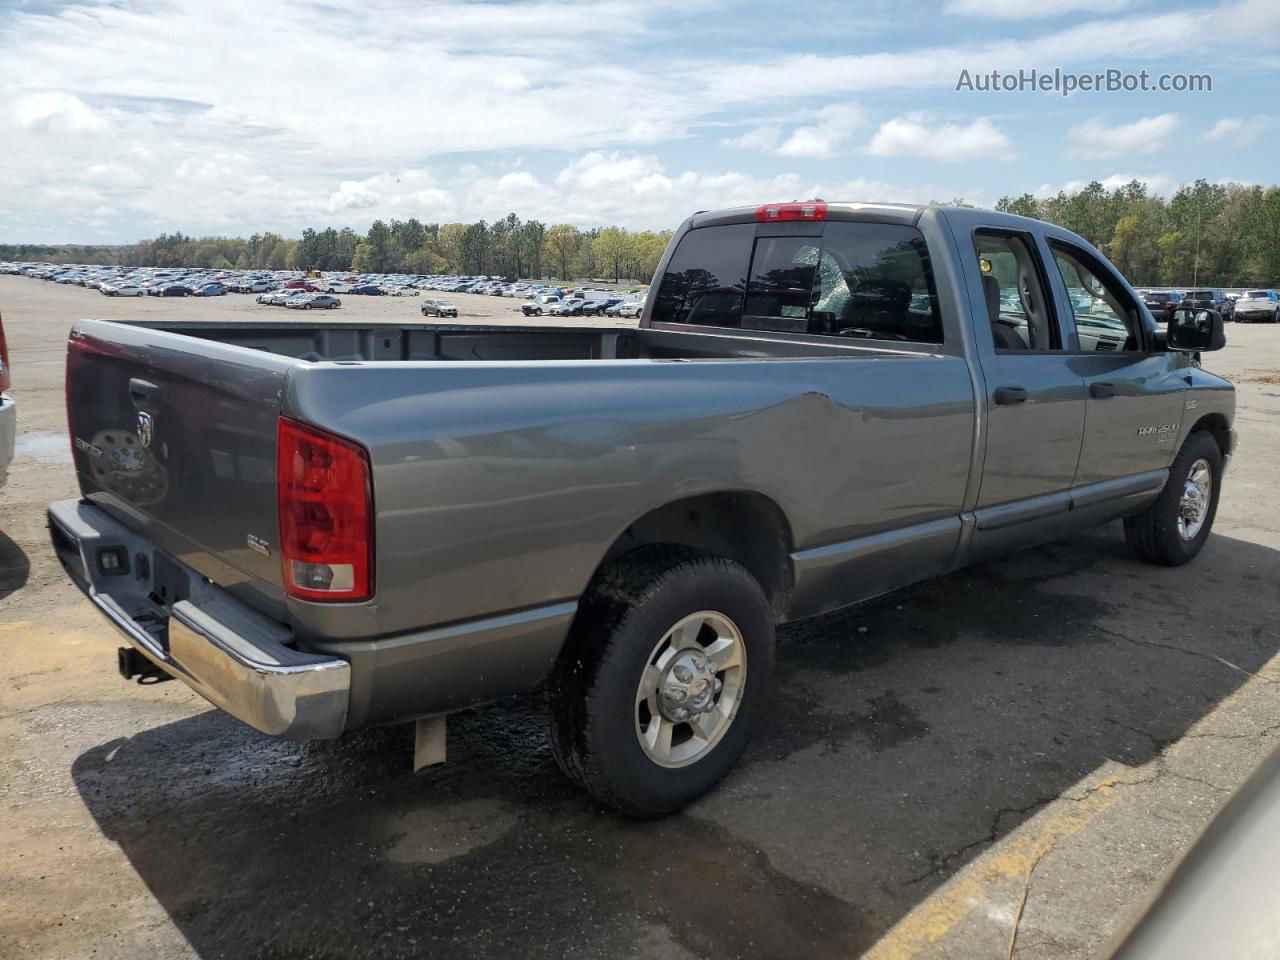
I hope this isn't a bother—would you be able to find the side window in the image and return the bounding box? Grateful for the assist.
[1048,243,1142,352]
[972,231,1059,351]
[651,224,752,327]
[811,222,941,343]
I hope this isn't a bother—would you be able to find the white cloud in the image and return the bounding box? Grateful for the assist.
[12,92,107,135]
[1066,114,1180,159]
[1220,0,1280,39]
[721,126,781,151]
[0,0,1257,242]
[1033,173,1176,198]
[864,115,1013,162]
[1202,115,1272,145]
[697,11,1207,103]
[776,104,869,158]
[943,0,1132,18]
[270,152,953,233]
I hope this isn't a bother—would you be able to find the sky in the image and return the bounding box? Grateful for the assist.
[1,0,1278,244]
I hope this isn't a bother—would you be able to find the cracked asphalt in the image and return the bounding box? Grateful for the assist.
[2,276,1279,960]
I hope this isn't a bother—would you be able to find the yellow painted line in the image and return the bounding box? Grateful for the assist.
[861,772,1137,960]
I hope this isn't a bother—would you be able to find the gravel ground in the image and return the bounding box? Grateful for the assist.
[1,275,1278,960]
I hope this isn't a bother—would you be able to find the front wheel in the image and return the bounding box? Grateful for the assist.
[548,549,775,817]
[1124,431,1223,565]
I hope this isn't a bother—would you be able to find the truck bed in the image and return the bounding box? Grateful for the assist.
[118,320,916,363]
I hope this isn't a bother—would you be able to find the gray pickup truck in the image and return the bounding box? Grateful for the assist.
[50,201,1234,816]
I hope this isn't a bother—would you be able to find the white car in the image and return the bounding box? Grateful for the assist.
[105,284,146,297]
[1234,290,1279,323]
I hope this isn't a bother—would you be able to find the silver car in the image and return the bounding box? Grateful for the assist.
[420,299,458,318]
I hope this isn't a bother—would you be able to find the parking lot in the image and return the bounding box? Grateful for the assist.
[1,273,1278,960]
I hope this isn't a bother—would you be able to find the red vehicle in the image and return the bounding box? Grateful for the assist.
[283,281,319,292]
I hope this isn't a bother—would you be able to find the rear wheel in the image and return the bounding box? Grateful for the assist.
[1124,431,1222,565]
[548,549,775,817]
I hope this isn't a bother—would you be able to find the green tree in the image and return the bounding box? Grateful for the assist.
[593,227,635,283]
[544,224,580,280]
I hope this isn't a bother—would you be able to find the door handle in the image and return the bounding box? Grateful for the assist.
[128,378,161,406]
[993,386,1028,405]
[1089,382,1117,399]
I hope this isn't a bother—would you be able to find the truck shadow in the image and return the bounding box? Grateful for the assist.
[72,526,1280,960]
[0,530,31,601]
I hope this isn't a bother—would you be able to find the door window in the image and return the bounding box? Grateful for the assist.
[972,231,1059,351]
[1048,242,1143,352]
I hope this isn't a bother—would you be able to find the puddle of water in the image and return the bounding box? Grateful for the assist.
[14,432,73,464]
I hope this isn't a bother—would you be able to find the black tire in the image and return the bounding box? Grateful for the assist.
[547,548,775,818]
[1124,431,1223,566]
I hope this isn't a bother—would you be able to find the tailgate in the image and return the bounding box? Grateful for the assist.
[66,319,296,602]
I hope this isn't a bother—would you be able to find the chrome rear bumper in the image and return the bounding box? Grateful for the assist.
[48,499,350,739]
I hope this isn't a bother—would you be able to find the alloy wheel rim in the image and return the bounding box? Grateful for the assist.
[1177,457,1212,541]
[634,611,747,768]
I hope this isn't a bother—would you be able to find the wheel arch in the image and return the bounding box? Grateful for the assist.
[591,490,795,621]
[1188,412,1232,459]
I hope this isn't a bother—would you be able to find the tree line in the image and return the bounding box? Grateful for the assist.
[5,180,1278,286]
[0,214,674,284]
[995,179,1280,288]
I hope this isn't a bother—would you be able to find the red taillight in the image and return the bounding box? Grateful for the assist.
[277,417,374,602]
[0,312,10,392]
[755,200,828,222]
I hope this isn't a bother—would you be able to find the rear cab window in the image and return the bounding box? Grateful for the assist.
[651,220,942,343]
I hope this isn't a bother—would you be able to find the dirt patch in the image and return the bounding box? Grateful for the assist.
[1236,369,1280,385]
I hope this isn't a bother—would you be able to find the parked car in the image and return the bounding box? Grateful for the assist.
[51,201,1234,818]
[1107,742,1280,959]
[521,297,558,316]
[1137,290,1182,322]
[550,298,586,316]
[420,299,459,318]
[1183,289,1234,321]
[1232,289,1279,323]
[159,283,190,297]
[287,294,341,310]
[350,284,384,296]
[0,311,12,489]
[257,291,292,306]
[192,283,226,297]
[283,281,318,292]
[105,284,146,297]
[582,298,623,316]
